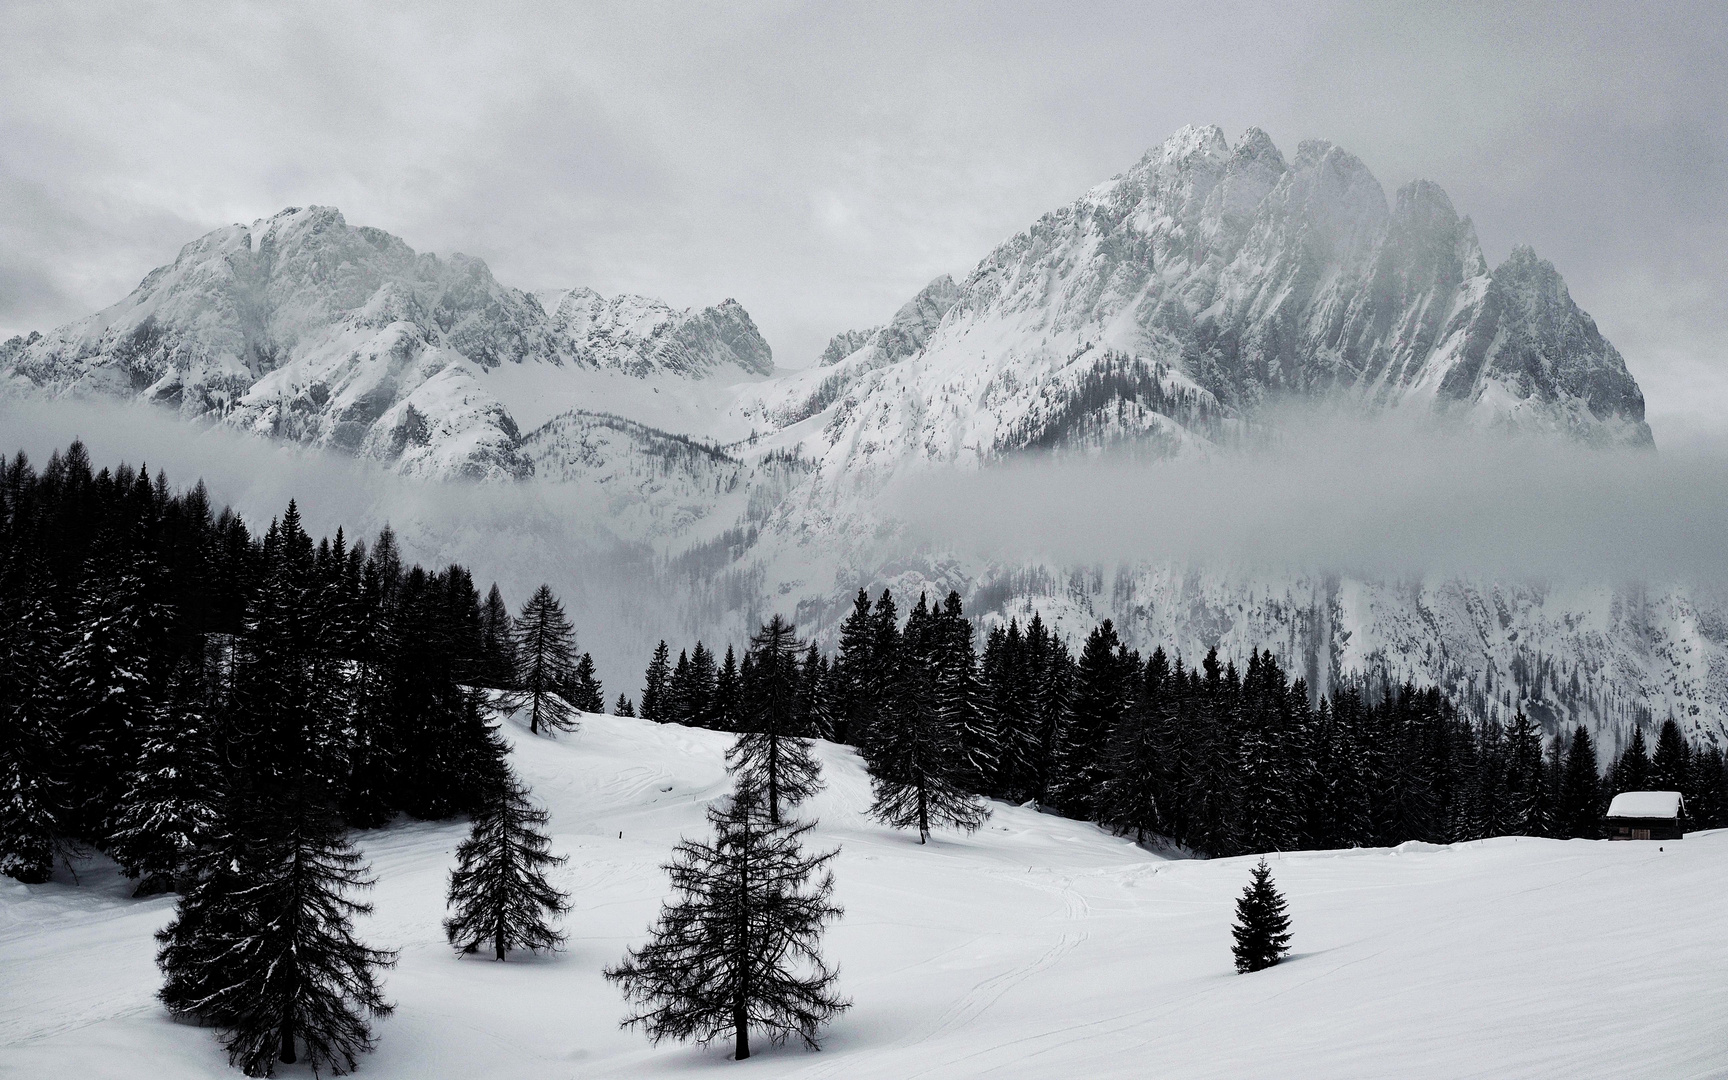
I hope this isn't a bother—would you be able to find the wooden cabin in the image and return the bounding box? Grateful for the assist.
[1604,791,1685,841]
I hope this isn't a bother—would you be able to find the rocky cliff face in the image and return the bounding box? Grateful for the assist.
[1,206,773,478]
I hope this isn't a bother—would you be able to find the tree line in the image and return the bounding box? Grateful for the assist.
[635,589,1728,853]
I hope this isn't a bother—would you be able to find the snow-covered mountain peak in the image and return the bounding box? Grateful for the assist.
[1,208,774,477]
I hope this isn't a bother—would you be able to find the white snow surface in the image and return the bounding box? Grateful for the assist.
[1605,791,1684,819]
[4,709,1725,1079]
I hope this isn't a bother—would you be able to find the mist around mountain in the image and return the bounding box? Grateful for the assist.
[2,125,1717,754]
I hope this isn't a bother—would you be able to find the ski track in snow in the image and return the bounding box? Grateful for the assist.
[4,711,1726,1079]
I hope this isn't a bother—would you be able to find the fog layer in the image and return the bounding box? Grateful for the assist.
[893,411,1728,586]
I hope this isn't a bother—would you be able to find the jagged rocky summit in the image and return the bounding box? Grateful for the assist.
[0,206,773,479]
[5,126,1713,753]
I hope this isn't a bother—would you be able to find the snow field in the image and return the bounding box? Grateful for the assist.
[3,711,1725,1078]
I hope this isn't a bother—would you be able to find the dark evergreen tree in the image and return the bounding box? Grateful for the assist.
[445,767,570,960]
[615,693,637,718]
[797,645,834,741]
[934,592,992,789]
[478,583,518,689]
[61,527,161,841]
[1503,710,1548,836]
[1615,726,1652,792]
[1050,620,1134,819]
[106,649,224,895]
[727,616,823,824]
[830,588,875,745]
[605,791,848,1060]
[711,645,741,732]
[1024,613,1074,803]
[1650,718,1691,794]
[1099,646,1173,844]
[566,652,605,714]
[510,584,579,735]
[1231,857,1293,973]
[1234,651,1302,853]
[340,537,399,828]
[157,794,396,1076]
[668,649,695,723]
[641,641,673,723]
[686,642,718,728]
[862,596,988,843]
[1558,725,1602,839]
[0,554,65,883]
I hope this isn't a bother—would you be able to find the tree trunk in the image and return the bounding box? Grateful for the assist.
[918,780,929,843]
[767,733,781,825]
[279,1015,296,1064]
[734,995,750,1060]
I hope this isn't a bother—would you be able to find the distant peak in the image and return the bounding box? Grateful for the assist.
[1143,124,1229,166]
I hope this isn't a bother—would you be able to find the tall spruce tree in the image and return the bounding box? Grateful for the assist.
[61,527,160,841]
[1616,726,1652,792]
[641,641,673,723]
[106,649,224,895]
[686,642,718,728]
[445,766,570,960]
[1650,718,1691,794]
[1559,725,1602,839]
[1100,646,1174,844]
[478,583,518,690]
[711,645,741,732]
[606,791,848,1060]
[566,653,605,714]
[831,589,875,745]
[934,592,993,789]
[1231,857,1293,973]
[510,584,579,735]
[862,597,988,843]
[0,554,65,883]
[1504,710,1549,836]
[1050,620,1135,819]
[727,616,824,825]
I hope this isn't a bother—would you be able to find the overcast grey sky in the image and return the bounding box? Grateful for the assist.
[2,1,1724,445]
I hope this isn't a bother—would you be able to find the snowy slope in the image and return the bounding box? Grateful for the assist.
[4,709,1726,1079]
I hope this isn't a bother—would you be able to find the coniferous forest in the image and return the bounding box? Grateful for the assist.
[640,588,1728,854]
[5,441,1728,1073]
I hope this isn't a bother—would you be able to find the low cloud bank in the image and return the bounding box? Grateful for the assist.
[891,411,1728,586]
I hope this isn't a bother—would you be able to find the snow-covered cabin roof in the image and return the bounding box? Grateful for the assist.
[1605,791,1683,819]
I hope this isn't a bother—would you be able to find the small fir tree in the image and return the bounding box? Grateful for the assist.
[1231,858,1293,973]
[566,652,605,714]
[616,693,637,718]
[605,791,848,1060]
[510,584,579,735]
[445,768,570,960]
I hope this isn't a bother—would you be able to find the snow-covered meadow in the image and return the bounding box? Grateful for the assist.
[4,711,1724,1079]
